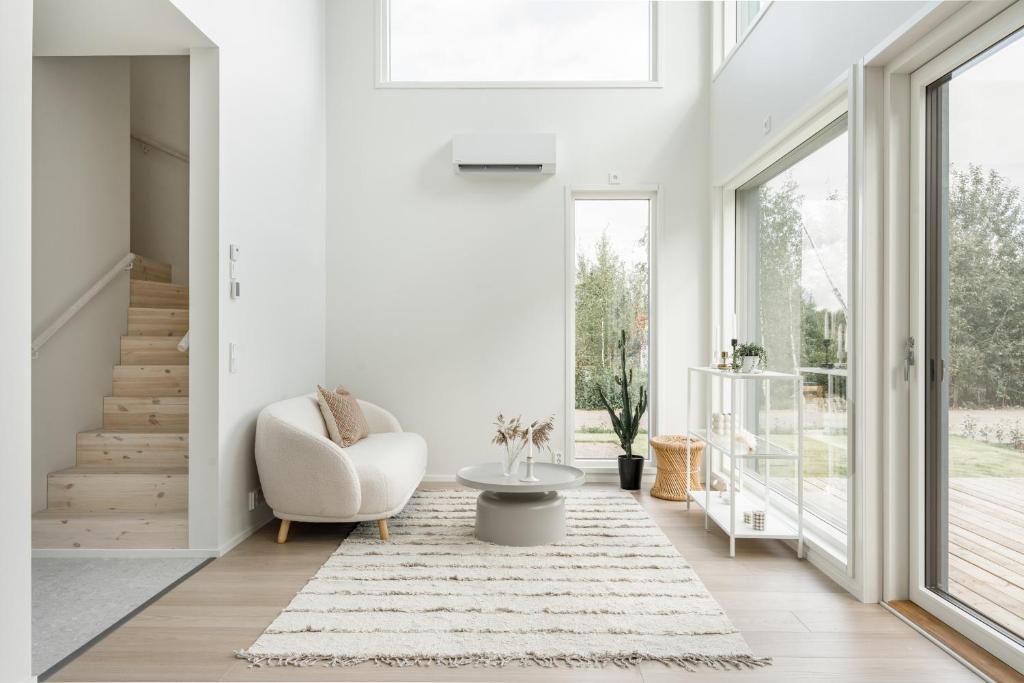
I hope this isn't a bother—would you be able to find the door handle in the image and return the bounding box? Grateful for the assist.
[904,337,916,381]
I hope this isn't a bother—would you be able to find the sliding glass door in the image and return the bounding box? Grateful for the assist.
[923,25,1024,644]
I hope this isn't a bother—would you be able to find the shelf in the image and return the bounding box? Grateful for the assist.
[691,428,798,460]
[689,367,799,380]
[692,489,800,540]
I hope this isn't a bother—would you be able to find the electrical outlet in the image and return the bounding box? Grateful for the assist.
[553,450,565,465]
[762,115,772,135]
[607,172,621,185]
[248,487,265,511]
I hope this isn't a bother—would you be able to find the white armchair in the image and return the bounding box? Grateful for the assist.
[255,394,427,543]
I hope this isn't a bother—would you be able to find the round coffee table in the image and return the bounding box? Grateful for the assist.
[456,462,586,546]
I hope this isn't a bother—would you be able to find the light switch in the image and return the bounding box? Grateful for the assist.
[229,342,240,373]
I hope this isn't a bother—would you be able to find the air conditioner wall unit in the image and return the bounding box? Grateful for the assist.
[452,133,556,175]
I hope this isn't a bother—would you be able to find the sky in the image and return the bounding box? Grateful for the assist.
[949,30,1024,190]
[763,132,850,315]
[388,0,651,82]
[574,199,649,269]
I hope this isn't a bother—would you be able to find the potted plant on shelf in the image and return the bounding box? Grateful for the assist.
[732,342,767,374]
[596,330,648,491]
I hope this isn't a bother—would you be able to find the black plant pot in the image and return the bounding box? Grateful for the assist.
[618,455,645,491]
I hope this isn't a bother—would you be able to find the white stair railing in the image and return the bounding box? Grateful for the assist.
[31,253,136,358]
[131,134,189,163]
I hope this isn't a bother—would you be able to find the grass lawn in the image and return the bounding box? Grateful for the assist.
[949,435,1024,477]
[574,430,649,457]
[572,427,1024,477]
[762,432,1024,478]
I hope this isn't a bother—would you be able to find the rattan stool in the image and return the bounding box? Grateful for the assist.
[649,435,705,501]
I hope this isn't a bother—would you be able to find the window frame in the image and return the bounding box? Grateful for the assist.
[712,0,773,78]
[714,87,858,587]
[565,187,660,472]
[376,0,662,89]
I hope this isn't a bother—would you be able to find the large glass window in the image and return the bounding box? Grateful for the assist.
[718,0,764,68]
[573,198,651,461]
[736,116,851,539]
[925,29,1024,642]
[383,0,655,84]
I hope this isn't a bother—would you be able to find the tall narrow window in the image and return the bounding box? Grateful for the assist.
[736,116,851,549]
[925,29,1024,642]
[573,198,652,462]
[383,0,655,85]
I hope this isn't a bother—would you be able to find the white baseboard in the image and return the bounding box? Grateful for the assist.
[217,509,274,556]
[422,474,457,483]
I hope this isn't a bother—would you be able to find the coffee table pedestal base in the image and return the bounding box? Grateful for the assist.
[474,491,565,546]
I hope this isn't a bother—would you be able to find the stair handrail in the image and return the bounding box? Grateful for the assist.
[31,253,137,358]
[131,133,189,163]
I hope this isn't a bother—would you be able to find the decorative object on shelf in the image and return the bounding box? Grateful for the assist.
[711,412,732,435]
[752,510,766,531]
[734,428,757,453]
[596,329,648,491]
[743,511,752,524]
[822,311,835,369]
[520,415,555,483]
[649,435,705,501]
[731,342,767,373]
[717,351,730,370]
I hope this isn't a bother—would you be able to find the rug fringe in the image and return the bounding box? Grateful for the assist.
[234,650,771,671]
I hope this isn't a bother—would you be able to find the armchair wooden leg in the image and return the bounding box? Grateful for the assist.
[377,519,390,541]
[276,519,291,544]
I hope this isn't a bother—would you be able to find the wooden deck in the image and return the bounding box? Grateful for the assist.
[790,476,1024,639]
[948,477,1024,638]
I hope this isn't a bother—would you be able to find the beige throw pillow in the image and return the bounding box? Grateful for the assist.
[316,385,370,448]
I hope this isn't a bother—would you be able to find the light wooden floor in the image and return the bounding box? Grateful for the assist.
[51,485,979,682]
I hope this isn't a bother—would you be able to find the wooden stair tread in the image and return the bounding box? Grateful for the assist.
[120,336,189,365]
[112,365,189,397]
[130,255,172,284]
[130,280,188,309]
[78,429,188,437]
[32,510,187,549]
[52,466,188,476]
[127,307,188,337]
[34,510,185,519]
[103,395,189,432]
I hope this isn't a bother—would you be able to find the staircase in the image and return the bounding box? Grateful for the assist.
[33,256,189,549]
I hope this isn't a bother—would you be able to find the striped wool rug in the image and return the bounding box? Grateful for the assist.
[237,489,767,671]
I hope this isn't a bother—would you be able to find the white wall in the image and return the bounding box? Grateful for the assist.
[170,0,327,549]
[32,57,131,511]
[0,0,34,678]
[324,0,710,476]
[711,0,929,183]
[131,56,190,284]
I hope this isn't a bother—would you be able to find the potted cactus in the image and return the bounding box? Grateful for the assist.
[596,330,649,490]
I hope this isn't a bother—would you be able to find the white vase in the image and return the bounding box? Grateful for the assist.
[740,356,760,373]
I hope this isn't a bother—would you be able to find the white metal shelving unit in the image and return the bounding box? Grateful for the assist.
[686,366,804,558]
